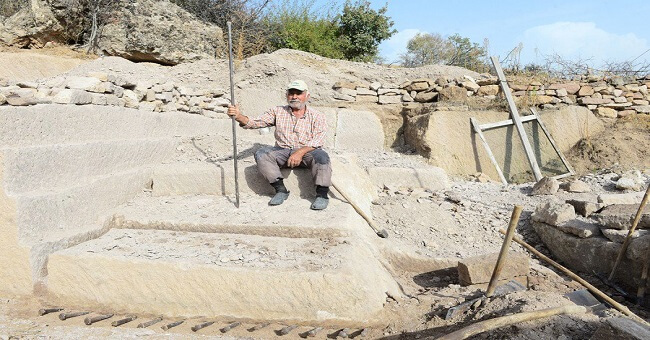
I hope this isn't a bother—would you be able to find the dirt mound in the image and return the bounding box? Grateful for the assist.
[567,115,650,174]
[0,45,94,81]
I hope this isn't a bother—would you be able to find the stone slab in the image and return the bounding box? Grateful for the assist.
[594,204,650,230]
[565,199,603,217]
[556,219,601,238]
[366,166,448,191]
[335,109,385,150]
[47,228,400,323]
[4,138,176,194]
[457,252,529,285]
[532,201,575,226]
[0,105,225,147]
[598,192,646,205]
[112,194,365,239]
[601,228,650,243]
[533,222,645,290]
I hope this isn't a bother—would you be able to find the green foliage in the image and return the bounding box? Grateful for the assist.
[447,34,488,71]
[399,32,453,67]
[337,0,396,62]
[264,1,344,59]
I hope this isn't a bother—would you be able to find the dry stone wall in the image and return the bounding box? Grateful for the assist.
[2,72,650,121]
[332,75,650,118]
[0,74,230,119]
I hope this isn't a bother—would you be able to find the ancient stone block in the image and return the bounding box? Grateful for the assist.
[598,192,646,205]
[578,85,594,96]
[477,85,499,96]
[560,179,591,193]
[556,219,601,238]
[377,88,402,95]
[595,107,617,118]
[457,252,529,285]
[407,81,430,92]
[378,95,401,104]
[52,89,93,105]
[460,80,480,92]
[414,91,438,102]
[565,199,603,217]
[439,86,467,101]
[532,201,575,226]
[356,88,376,96]
[335,109,384,150]
[338,87,357,97]
[594,204,650,230]
[531,177,559,195]
[601,228,650,243]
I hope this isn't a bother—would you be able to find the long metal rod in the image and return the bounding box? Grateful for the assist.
[500,229,649,325]
[227,21,240,208]
[609,184,650,280]
[486,205,523,296]
[491,56,543,181]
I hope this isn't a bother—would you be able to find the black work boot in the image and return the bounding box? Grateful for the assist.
[269,178,289,206]
[311,185,329,210]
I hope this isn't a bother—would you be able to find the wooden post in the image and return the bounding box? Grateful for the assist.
[471,118,508,184]
[486,205,523,296]
[491,56,543,181]
[500,229,649,326]
[529,108,575,176]
[609,184,650,281]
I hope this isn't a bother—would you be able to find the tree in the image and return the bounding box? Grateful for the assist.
[447,34,487,71]
[337,0,396,62]
[399,32,453,67]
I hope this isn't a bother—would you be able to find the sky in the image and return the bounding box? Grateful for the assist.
[319,0,650,69]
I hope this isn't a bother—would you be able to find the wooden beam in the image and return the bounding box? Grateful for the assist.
[479,115,537,131]
[529,108,575,176]
[470,117,508,184]
[491,56,543,181]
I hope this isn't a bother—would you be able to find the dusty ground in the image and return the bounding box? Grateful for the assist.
[1,47,649,339]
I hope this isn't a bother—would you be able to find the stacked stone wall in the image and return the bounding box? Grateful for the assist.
[332,75,650,118]
[2,73,649,119]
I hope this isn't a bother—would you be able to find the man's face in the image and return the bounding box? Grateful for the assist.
[286,89,309,110]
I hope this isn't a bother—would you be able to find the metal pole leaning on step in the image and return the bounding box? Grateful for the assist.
[227,21,240,208]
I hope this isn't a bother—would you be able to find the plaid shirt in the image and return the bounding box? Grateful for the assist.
[243,105,327,149]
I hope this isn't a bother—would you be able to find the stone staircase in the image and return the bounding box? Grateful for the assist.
[0,103,449,326]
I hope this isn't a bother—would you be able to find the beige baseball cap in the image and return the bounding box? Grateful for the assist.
[287,79,308,92]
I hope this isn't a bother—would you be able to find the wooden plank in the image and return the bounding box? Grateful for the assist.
[471,117,508,184]
[479,115,537,131]
[491,56,543,181]
[530,108,575,177]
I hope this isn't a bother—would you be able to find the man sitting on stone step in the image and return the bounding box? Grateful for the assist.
[227,80,331,210]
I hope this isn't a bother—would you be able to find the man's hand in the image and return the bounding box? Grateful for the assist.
[227,105,249,125]
[227,104,240,119]
[287,151,304,168]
